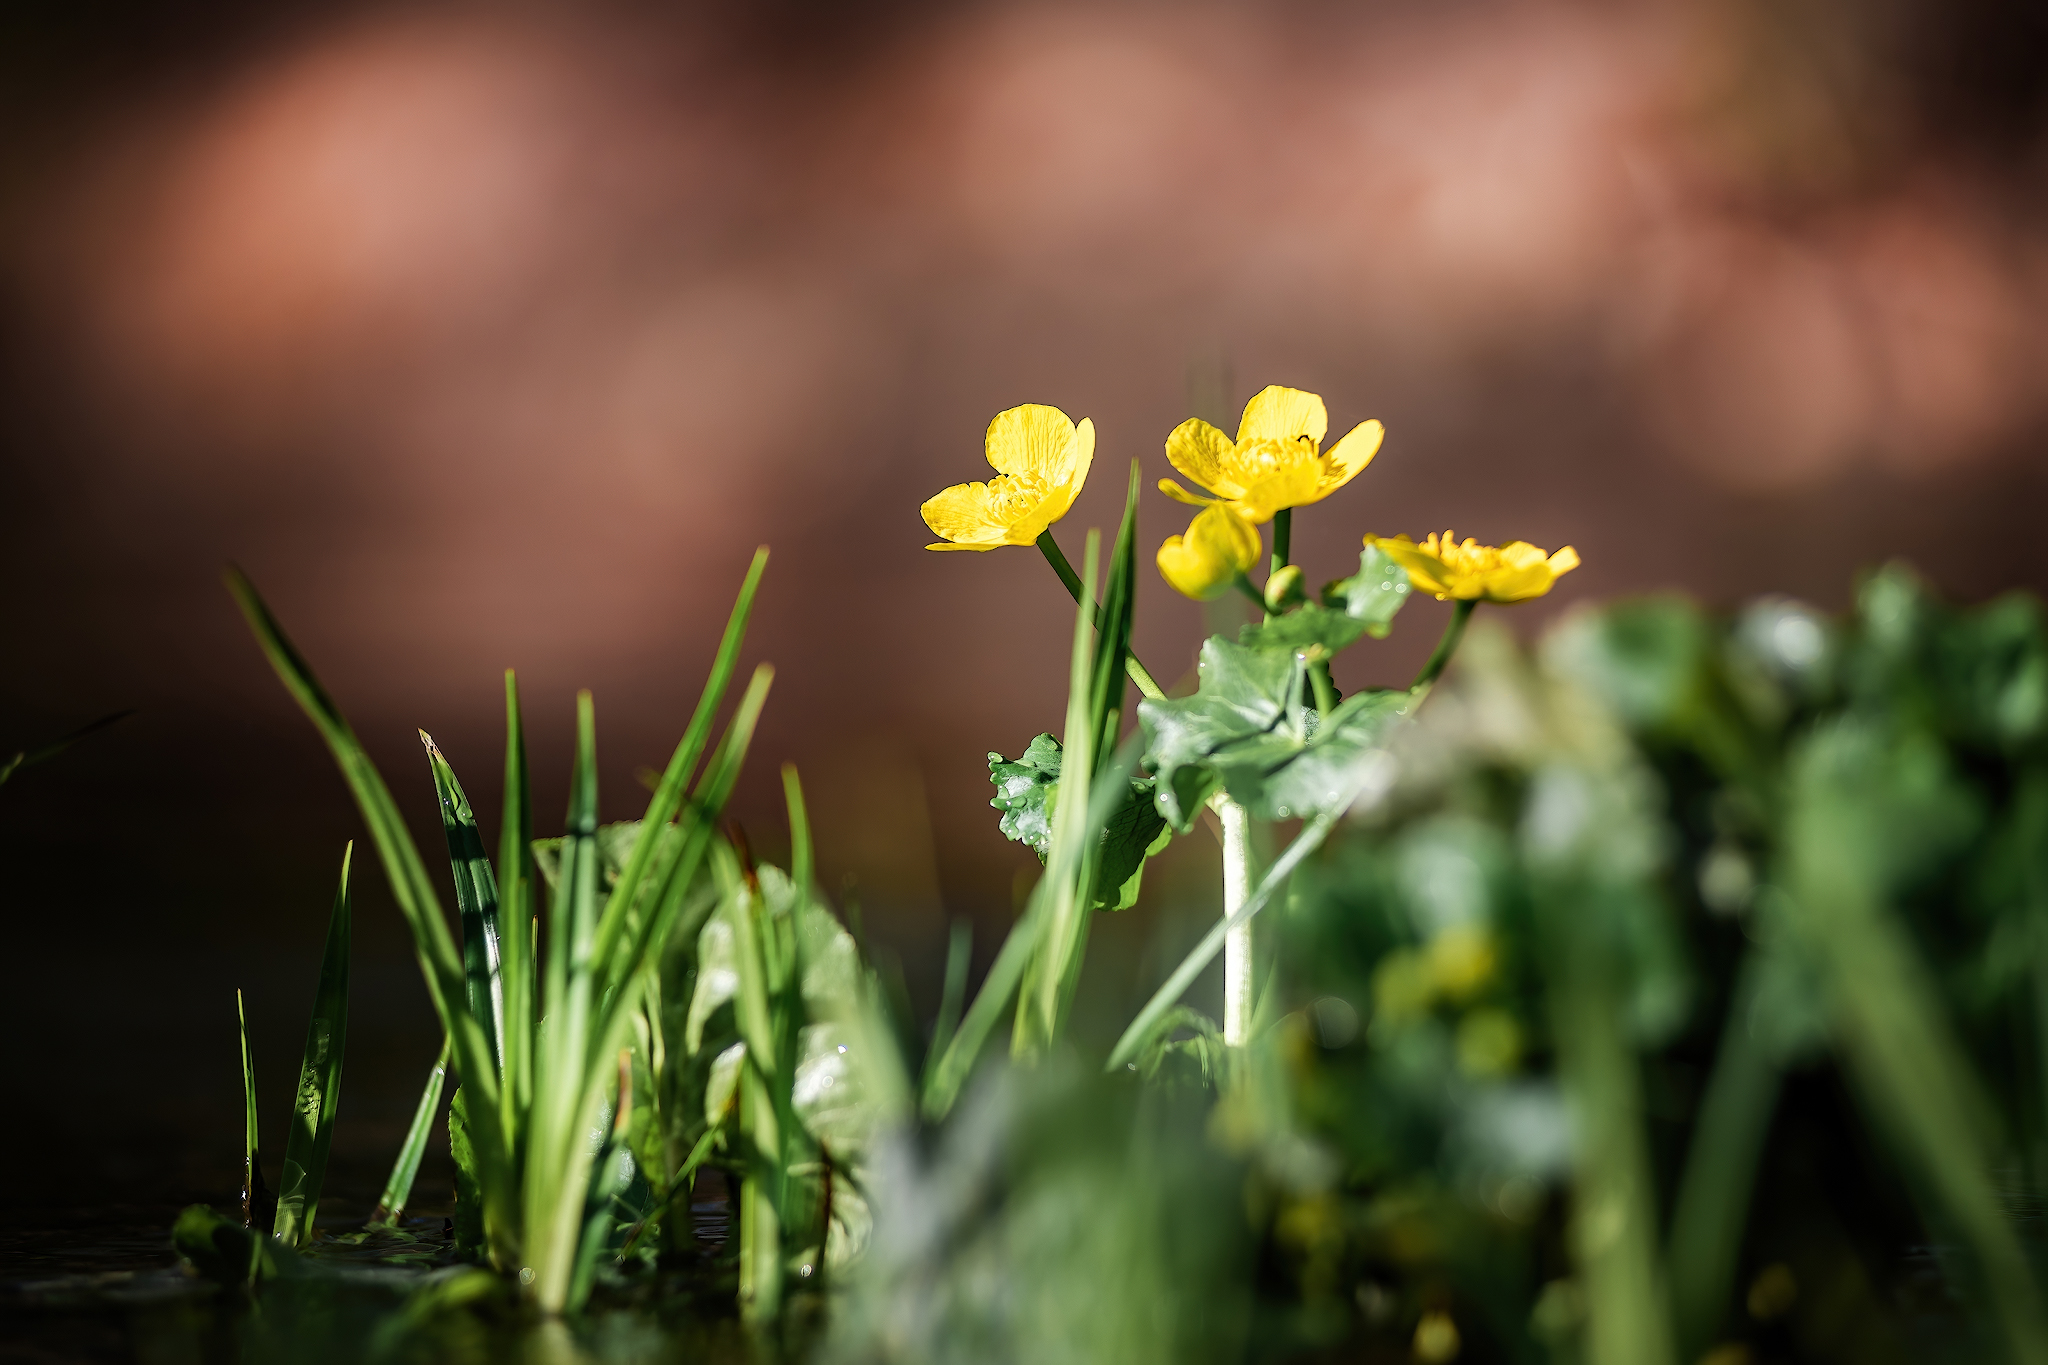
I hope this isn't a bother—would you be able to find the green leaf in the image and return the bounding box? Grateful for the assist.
[1322,542,1413,638]
[449,1086,483,1257]
[989,734,1065,856]
[372,1035,449,1226]
[1139,636,1302,830]
[1244,689,1409,822]
[1141,636,1407,824]
[272,843,352,1250]
[988,734,1170,909]
[495,672,534,1162]
[1238,604,1368,658]
[237,989,268,1230]
[422,736,503,1075]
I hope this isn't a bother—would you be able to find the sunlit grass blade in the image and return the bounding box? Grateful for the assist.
[0,709,132,787]
[238,989,270,1229]
[272,842,353,1249]
[225,568,514,1257]
[526,691,605,1312]
[497,671,534,1155]
[422,734,504,1075]
[1015,533,1103,1056]
[593,548,769,973]
[372,1035,450,1226]
[922,895,1044,1120]
[587,666,776,1079]
[782,764,812,899]
[568,1052,638,1313]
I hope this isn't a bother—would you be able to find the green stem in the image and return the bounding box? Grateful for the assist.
[1231,573,1267,613]
[1219,798,1254,1047]
[1270,508,1290,576]
[1309,663,1337,718]
[1036,531,1165,701]
[1409,599,1477,695]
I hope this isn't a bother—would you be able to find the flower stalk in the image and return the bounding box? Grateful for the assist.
[1219,798,1256,1047]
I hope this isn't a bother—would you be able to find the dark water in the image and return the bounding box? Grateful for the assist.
[0,1196,741,1365]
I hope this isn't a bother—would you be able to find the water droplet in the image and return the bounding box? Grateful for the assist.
[837,1045,847,1054]
[519,1267,535,1285]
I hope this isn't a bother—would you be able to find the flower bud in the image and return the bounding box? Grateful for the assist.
[1264,564,1306,612]
[1157,506,1261,601]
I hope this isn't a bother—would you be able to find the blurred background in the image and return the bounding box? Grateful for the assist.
[4,0,2047,1208]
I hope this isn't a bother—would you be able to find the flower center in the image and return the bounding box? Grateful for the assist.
[1236,435,1319,480]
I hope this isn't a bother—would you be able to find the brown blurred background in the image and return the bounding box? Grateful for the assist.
[4,0,2048,1205]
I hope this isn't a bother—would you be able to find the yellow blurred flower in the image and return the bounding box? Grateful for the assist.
[1426,924,1496,1000]
[922,404,1095,551]
[1367,530,1580,603]
[1156,504,1261,600]
[1159,385,1383,524]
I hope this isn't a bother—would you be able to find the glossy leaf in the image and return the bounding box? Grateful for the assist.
[1321,542,1413,637]
[423,736,504,1074]
[988,733,1170,910]
[1140,636,1301,830]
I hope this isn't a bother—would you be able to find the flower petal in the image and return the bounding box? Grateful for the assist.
[985,404,1082,481]
[1237,385,1328,447]
[1547,546,1581,576]
[1163,418,1240,500]
[1319,419,1384,492]
[1234,460,1325,522]
[921,481,1015,549]
[1157,477,1217,508]
[1367,533,1458,599]
[1156,506,1262,600]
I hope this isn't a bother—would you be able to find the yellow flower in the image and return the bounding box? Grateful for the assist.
[1156,504,1261,600]
[1159,385,1384,524]
[1368,530,1580,603]
[922,404,1095,551]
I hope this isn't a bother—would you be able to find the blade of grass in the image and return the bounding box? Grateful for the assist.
[567,1052,637,1314]
[1541,888,1677,1365]
[422,734,504,1075]
[0,709,133,787]
[782,764,812,900]
[497,671,534,1160]
[526,690,605,1312]
[372,1035,451,1226]
[226,569,514,1259]
[593,549,768,973]
[238,989,271,1229]
[923,919,973,1089]
[1015,532,1103,1056]
[1667,953,1782,1358]
[586,666,775,1080]
[272,843,353,1249]
[925,735,1144,1115]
